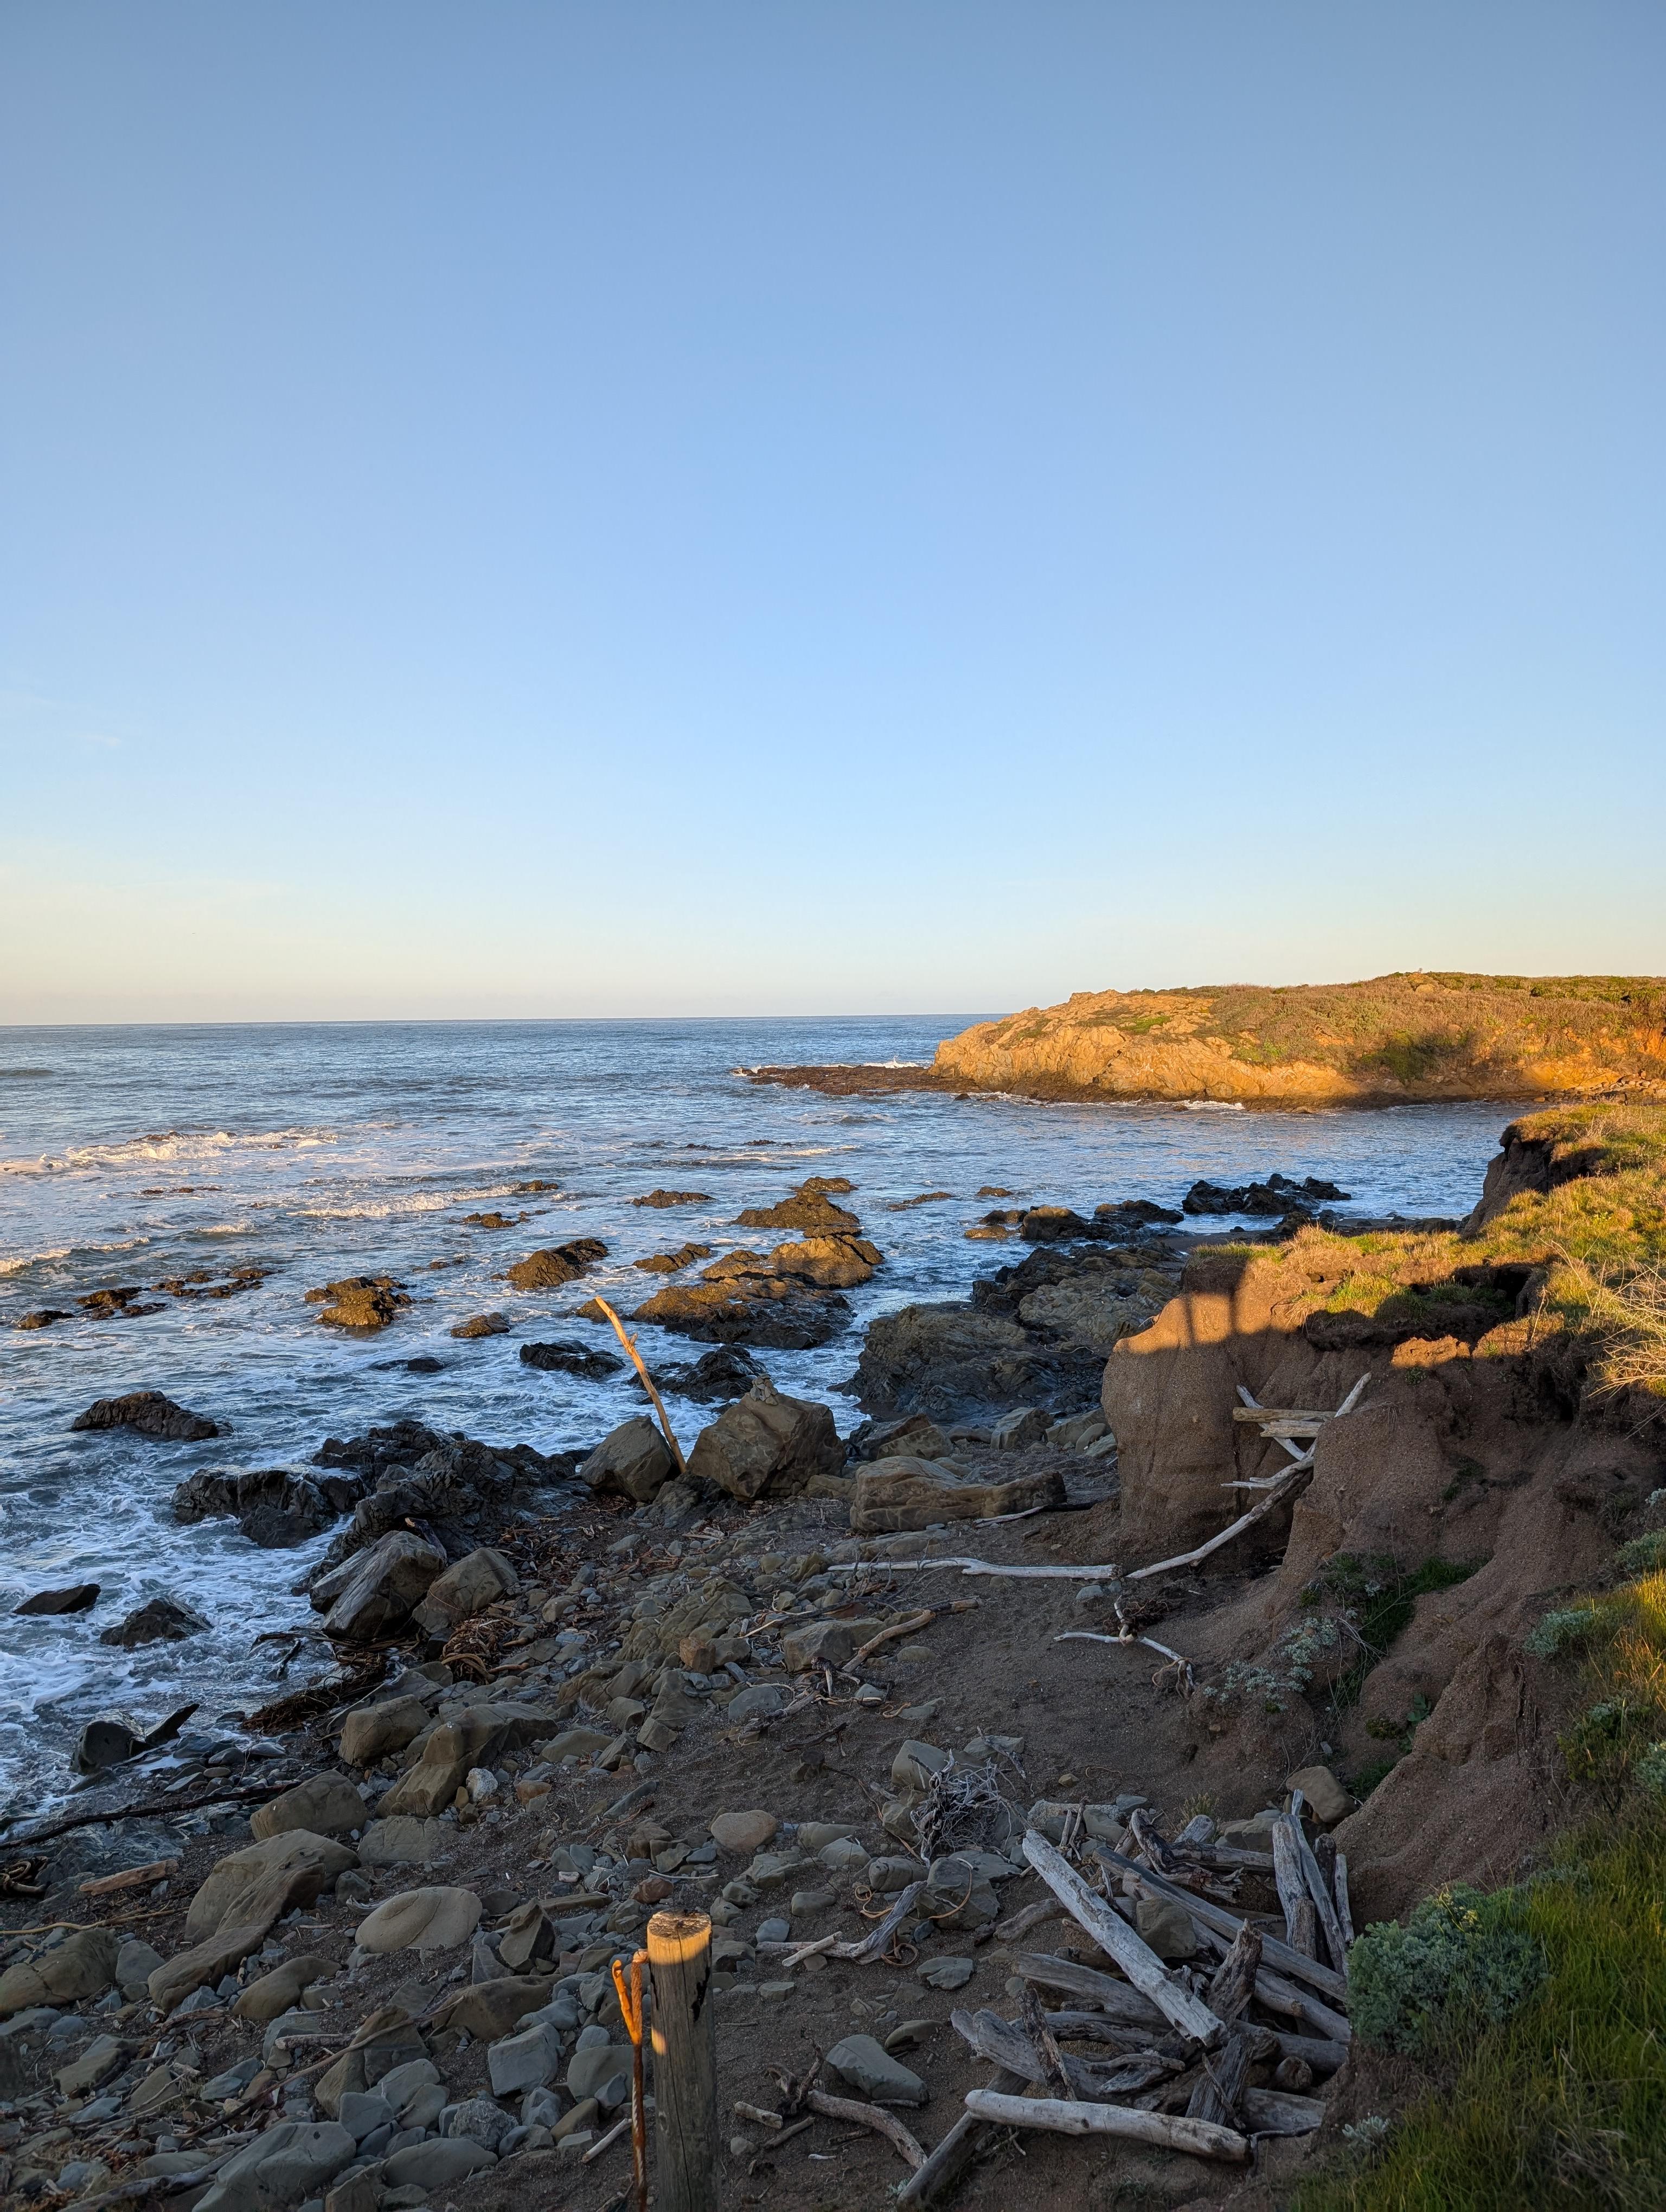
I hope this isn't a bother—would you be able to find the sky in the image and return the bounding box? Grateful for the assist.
[2,2,1663,1023]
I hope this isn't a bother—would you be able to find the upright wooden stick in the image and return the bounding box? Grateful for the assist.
[591,1296,688,1475]
[647,1909,716,2212]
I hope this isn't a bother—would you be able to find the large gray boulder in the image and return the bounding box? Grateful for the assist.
[71,1391,218,1441]
[310,1531,445,1640]
[687,1379,844,1501]
[579,1417,675,1504]
[411,1547,520,1637]
[193,2120,356,2212]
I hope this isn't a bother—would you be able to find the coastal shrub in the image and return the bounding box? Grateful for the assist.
[1617,1530,1666,1574]
[1308,1553,1478,1706]
[1349,1886,1545,2059]
[1523,1605,1599,1660]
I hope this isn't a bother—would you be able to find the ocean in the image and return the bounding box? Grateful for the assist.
[0,1017,1518,1816]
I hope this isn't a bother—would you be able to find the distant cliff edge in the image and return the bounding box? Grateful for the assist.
[747,973,1666,1105]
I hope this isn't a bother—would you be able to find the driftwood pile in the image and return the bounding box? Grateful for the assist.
[895,1792,1351,2200]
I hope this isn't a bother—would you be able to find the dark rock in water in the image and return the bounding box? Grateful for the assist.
[304,1275,412,1331]
[854,1243,1178,1421]
[76,1286,166,1320]
[634,1277,851,1349]
[631,1189,713,1208]
[735,1179,862,1236]
[15,1583,100,1616]
[405,1355,445,1373]
[462,1211,524,1229]
[1093,1198,1184,1228]
[520,1339,625,1379]
[307,1419,573,1578]
[174,1464,361,1547]
[15,1308,71,1330]
[1182,1173,1349,1217]
[505,1239,607,1290]
[99,1595,209,1647]
[156,1265,267,1300]
[450,1311,510,1339]
[633,1243,715,1274]
[75,1714,143,1771]
[654,1345,766,1401]
[71,1391,219,1441]
[1020,1205,1094,1242]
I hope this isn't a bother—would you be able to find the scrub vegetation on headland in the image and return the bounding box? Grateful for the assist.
[7,1103,1666,2210]
[748,972,1666,1104]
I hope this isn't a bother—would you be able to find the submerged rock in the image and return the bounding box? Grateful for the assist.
[519,1338,624,1378]
[70,1391,219,1441]
[505,1239,607,1291]
[174,1463,362,1547]
[98,1594,209,1647]
[631,1188,713,1208]
[305,1276,412,1332]
[1182,1173,1349,1217]
[14,1582,100,1616]
[450,1311,509,1339]
[653,1344,767,1400]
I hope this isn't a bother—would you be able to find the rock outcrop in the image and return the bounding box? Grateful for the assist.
[70,1392,219,1441]
[174,1464,364,1547]
[305,1277,412,1332]
[687,1379,845,1501]
[306,1420,572,1576]
[505,1239,607,1291]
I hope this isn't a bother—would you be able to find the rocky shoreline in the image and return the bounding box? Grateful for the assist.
[7,1114,1658,2210]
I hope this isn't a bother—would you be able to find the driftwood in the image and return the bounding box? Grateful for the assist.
[837,1881,925,1963]
[1286,1801,1350,1971]
[850,1602,978,1666]
[995,1895,1065,1944]
[1242,2086,1327,2135]
[1020,1985,1077,2099]
[589,1297,688,1475]
[1099,1852,1350,2006]
[1043,2010,1175,2054]
[804,2087,926,2170]
[1272,1815,1314,1952]
[1187,2025,1255,2130]
[78,1858,180,1896]
[1014,1951,1170,2029]
[1015,1953,1343,2074]
[1204,1925,1263,2024]
[1023,1831,1224,2047]
[951,2007,1178,2100]
[1123,1455,1315,1583]
[1334,1852,1355,1947]
[1,1781,275,1849]
[962,2089,1250,2164]
[896,2067,1024,2207]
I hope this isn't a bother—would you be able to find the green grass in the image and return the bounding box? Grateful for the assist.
[1298,1567,1666,2211]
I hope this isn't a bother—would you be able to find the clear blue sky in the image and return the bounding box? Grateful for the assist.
[3,2,1662,1021]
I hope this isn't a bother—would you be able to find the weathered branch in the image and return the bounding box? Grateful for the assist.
[805,2088,925,2170]
[589,1296,687,1475]
[1097,1851,1349,2006]
[962,2089,1249,2163]
[1022,1831,1223,2047]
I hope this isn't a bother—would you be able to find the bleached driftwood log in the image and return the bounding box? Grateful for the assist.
[950,2007,1178,2100]
[895,2067,1024,2207]
[1023,1831,1225,2046]
[1099,1852,1350,2005]
[962,2089,1250,2164]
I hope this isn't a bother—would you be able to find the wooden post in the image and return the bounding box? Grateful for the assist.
[647,1909,716,2212]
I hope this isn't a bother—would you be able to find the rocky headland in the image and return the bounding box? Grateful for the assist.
[6,1103,1666,2209]
[748,971,1666,1105]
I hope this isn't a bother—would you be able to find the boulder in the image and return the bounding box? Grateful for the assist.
[736,1184,863,1235]
[1287,1764,1355,1825]
[633,1274,851,1350]
[339,1696,431,1768]
[450,1312,509,1339]
[233,1954,333,2023]
[193,2120,357,2212]
[579,1418,675,1506]
[305,1276,411,1331]
[314,2006,427,2114]
[173,1464,355,1547]
[70,1392,218,1441]
[726,1683,791,1722]
[383,2140,495,2188]
[520,1339,624,1378]
[14,1582,100,1615]
[769,1235,883,1288]
[824,2033,927,2105]
[847,1413,953,1464]
[377,1707,533,1817]
[1134,1898,1199,1960]
[0,1927,118,2016]
[709,1810,779,1854]
[250,1773,367,1842]
[116,1938,164,2000]
[488,2019,563,2097]
[411,1546,520,1637]
[312,1530,446,1641]
[98,1595,209,1647]
[781,1618,883,1672]
[357,1815,446,1867]
[687,1379,844,1502]
[567,2043,631,2103]
[505,1239,607,1291]
[925,1854,1000,1928]
[307,1420,566,1577]
[433,1977,552,2042]
[632,1188,712,1208]
[656,1345,767,1400]
[988,1406,1048,1450]
[356,1885,482,1954]
[850,1458,1065,1534]
[185,1831,358,1943]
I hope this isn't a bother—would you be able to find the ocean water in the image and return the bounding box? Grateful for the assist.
[0,1018,1518,1814]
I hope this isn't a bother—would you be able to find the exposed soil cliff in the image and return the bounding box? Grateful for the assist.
[750,972,1666,1105]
